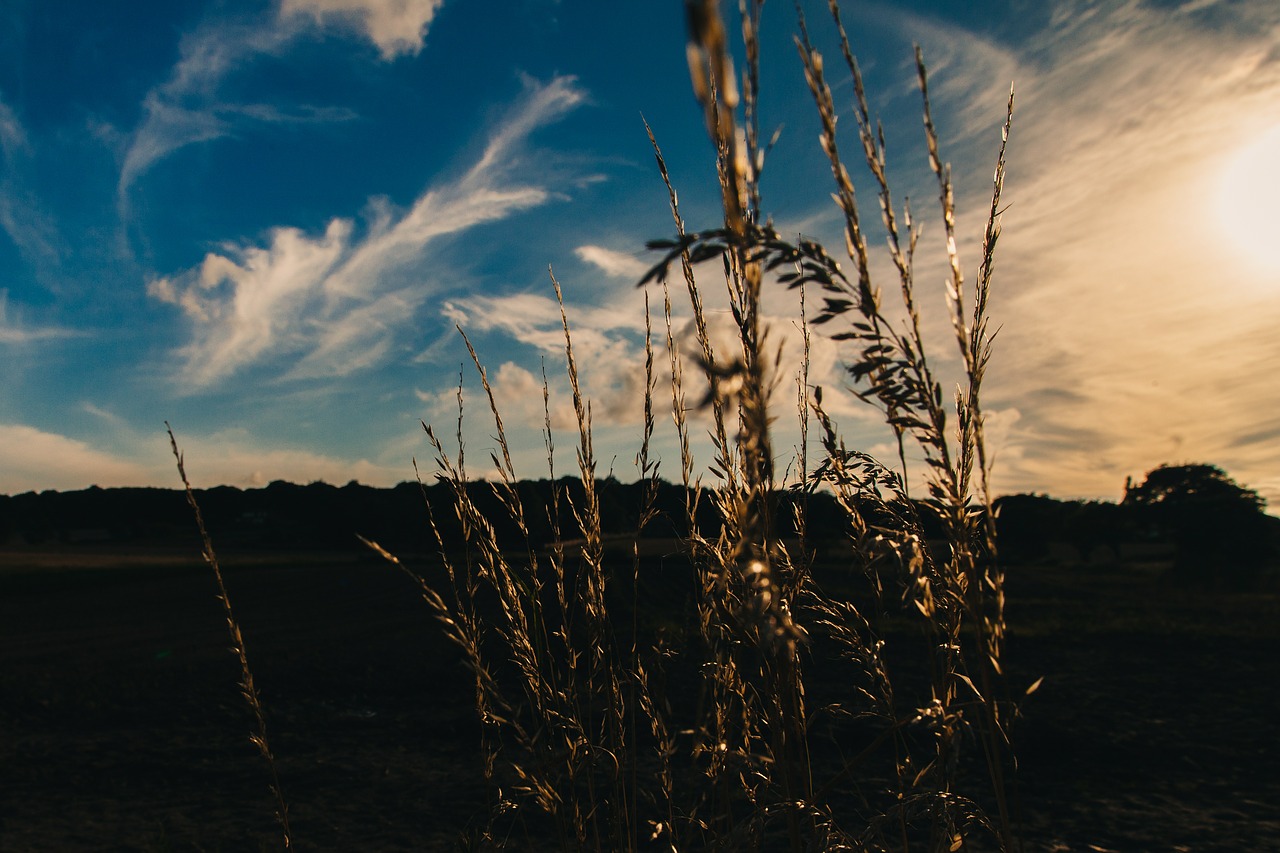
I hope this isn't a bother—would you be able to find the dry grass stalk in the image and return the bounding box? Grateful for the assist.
[363,284,668,850]
[166,424,292,850]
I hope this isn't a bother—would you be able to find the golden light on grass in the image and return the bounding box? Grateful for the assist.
[1214,124,1280,275]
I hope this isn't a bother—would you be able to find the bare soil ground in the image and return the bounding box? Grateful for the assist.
[1,546,1277,851]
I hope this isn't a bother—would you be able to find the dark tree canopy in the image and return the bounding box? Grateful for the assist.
[1123,463,1265,514]
[1124,463,1273,585]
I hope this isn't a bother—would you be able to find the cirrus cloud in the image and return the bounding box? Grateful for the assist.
[119,0,442,201]
[149,75,587,389]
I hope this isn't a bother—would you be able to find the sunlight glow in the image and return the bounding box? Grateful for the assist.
[1215,125,1280,274]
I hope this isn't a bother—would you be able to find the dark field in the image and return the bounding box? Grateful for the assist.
[2,546,1278,851]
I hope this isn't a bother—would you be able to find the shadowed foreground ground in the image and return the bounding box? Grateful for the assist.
[1,546,1277,851]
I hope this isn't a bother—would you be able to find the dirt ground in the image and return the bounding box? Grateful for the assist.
[1,546,1277,851]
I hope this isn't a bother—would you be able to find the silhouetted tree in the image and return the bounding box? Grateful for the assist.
[1123,463,1273,586]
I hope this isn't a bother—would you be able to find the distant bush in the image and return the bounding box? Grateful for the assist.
[993,494,1071,561]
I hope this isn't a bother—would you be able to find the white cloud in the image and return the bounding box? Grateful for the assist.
[121,94,359,196]
[151,75,587,388]
[0,191,56,274]
[490,361,575,430]
[164,427,408,488]
[0,420,419,494]
[81,403,129,427]
[432,272,858,442]
[280,0,445,59]
[575,245,649,279]
[433,288,649,429]
[149,219,352,384]
[0,425,150,492]
[443,289,639,355]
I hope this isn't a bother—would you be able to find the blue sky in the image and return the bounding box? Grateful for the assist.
[1,0,1278,510]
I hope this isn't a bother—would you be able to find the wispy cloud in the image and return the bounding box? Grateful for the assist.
[81,402,130,428]
[0,96,26,155]
[118,0,438,200]
[0,95,60,273]
[0,291,77,345]
[844,3,1022,145]
[807,0,1280,503]
[117,21,295,197]
[969,0,1280,500]
[150,75,587,389]
[443,288,644,355]
[575,245,649,279]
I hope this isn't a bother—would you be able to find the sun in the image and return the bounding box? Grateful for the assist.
[1215,124,1280,273]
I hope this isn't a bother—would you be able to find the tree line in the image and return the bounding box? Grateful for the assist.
[1,463,1275,585]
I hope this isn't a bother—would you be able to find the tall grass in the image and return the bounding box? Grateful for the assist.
[359,1,1019,850]
[173,0,1018,849]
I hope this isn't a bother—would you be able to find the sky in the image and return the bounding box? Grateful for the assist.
[1,0,1278,510]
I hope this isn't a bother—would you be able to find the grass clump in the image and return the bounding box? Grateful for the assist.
[362,1,1021,850]
[171,1,1019,849]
